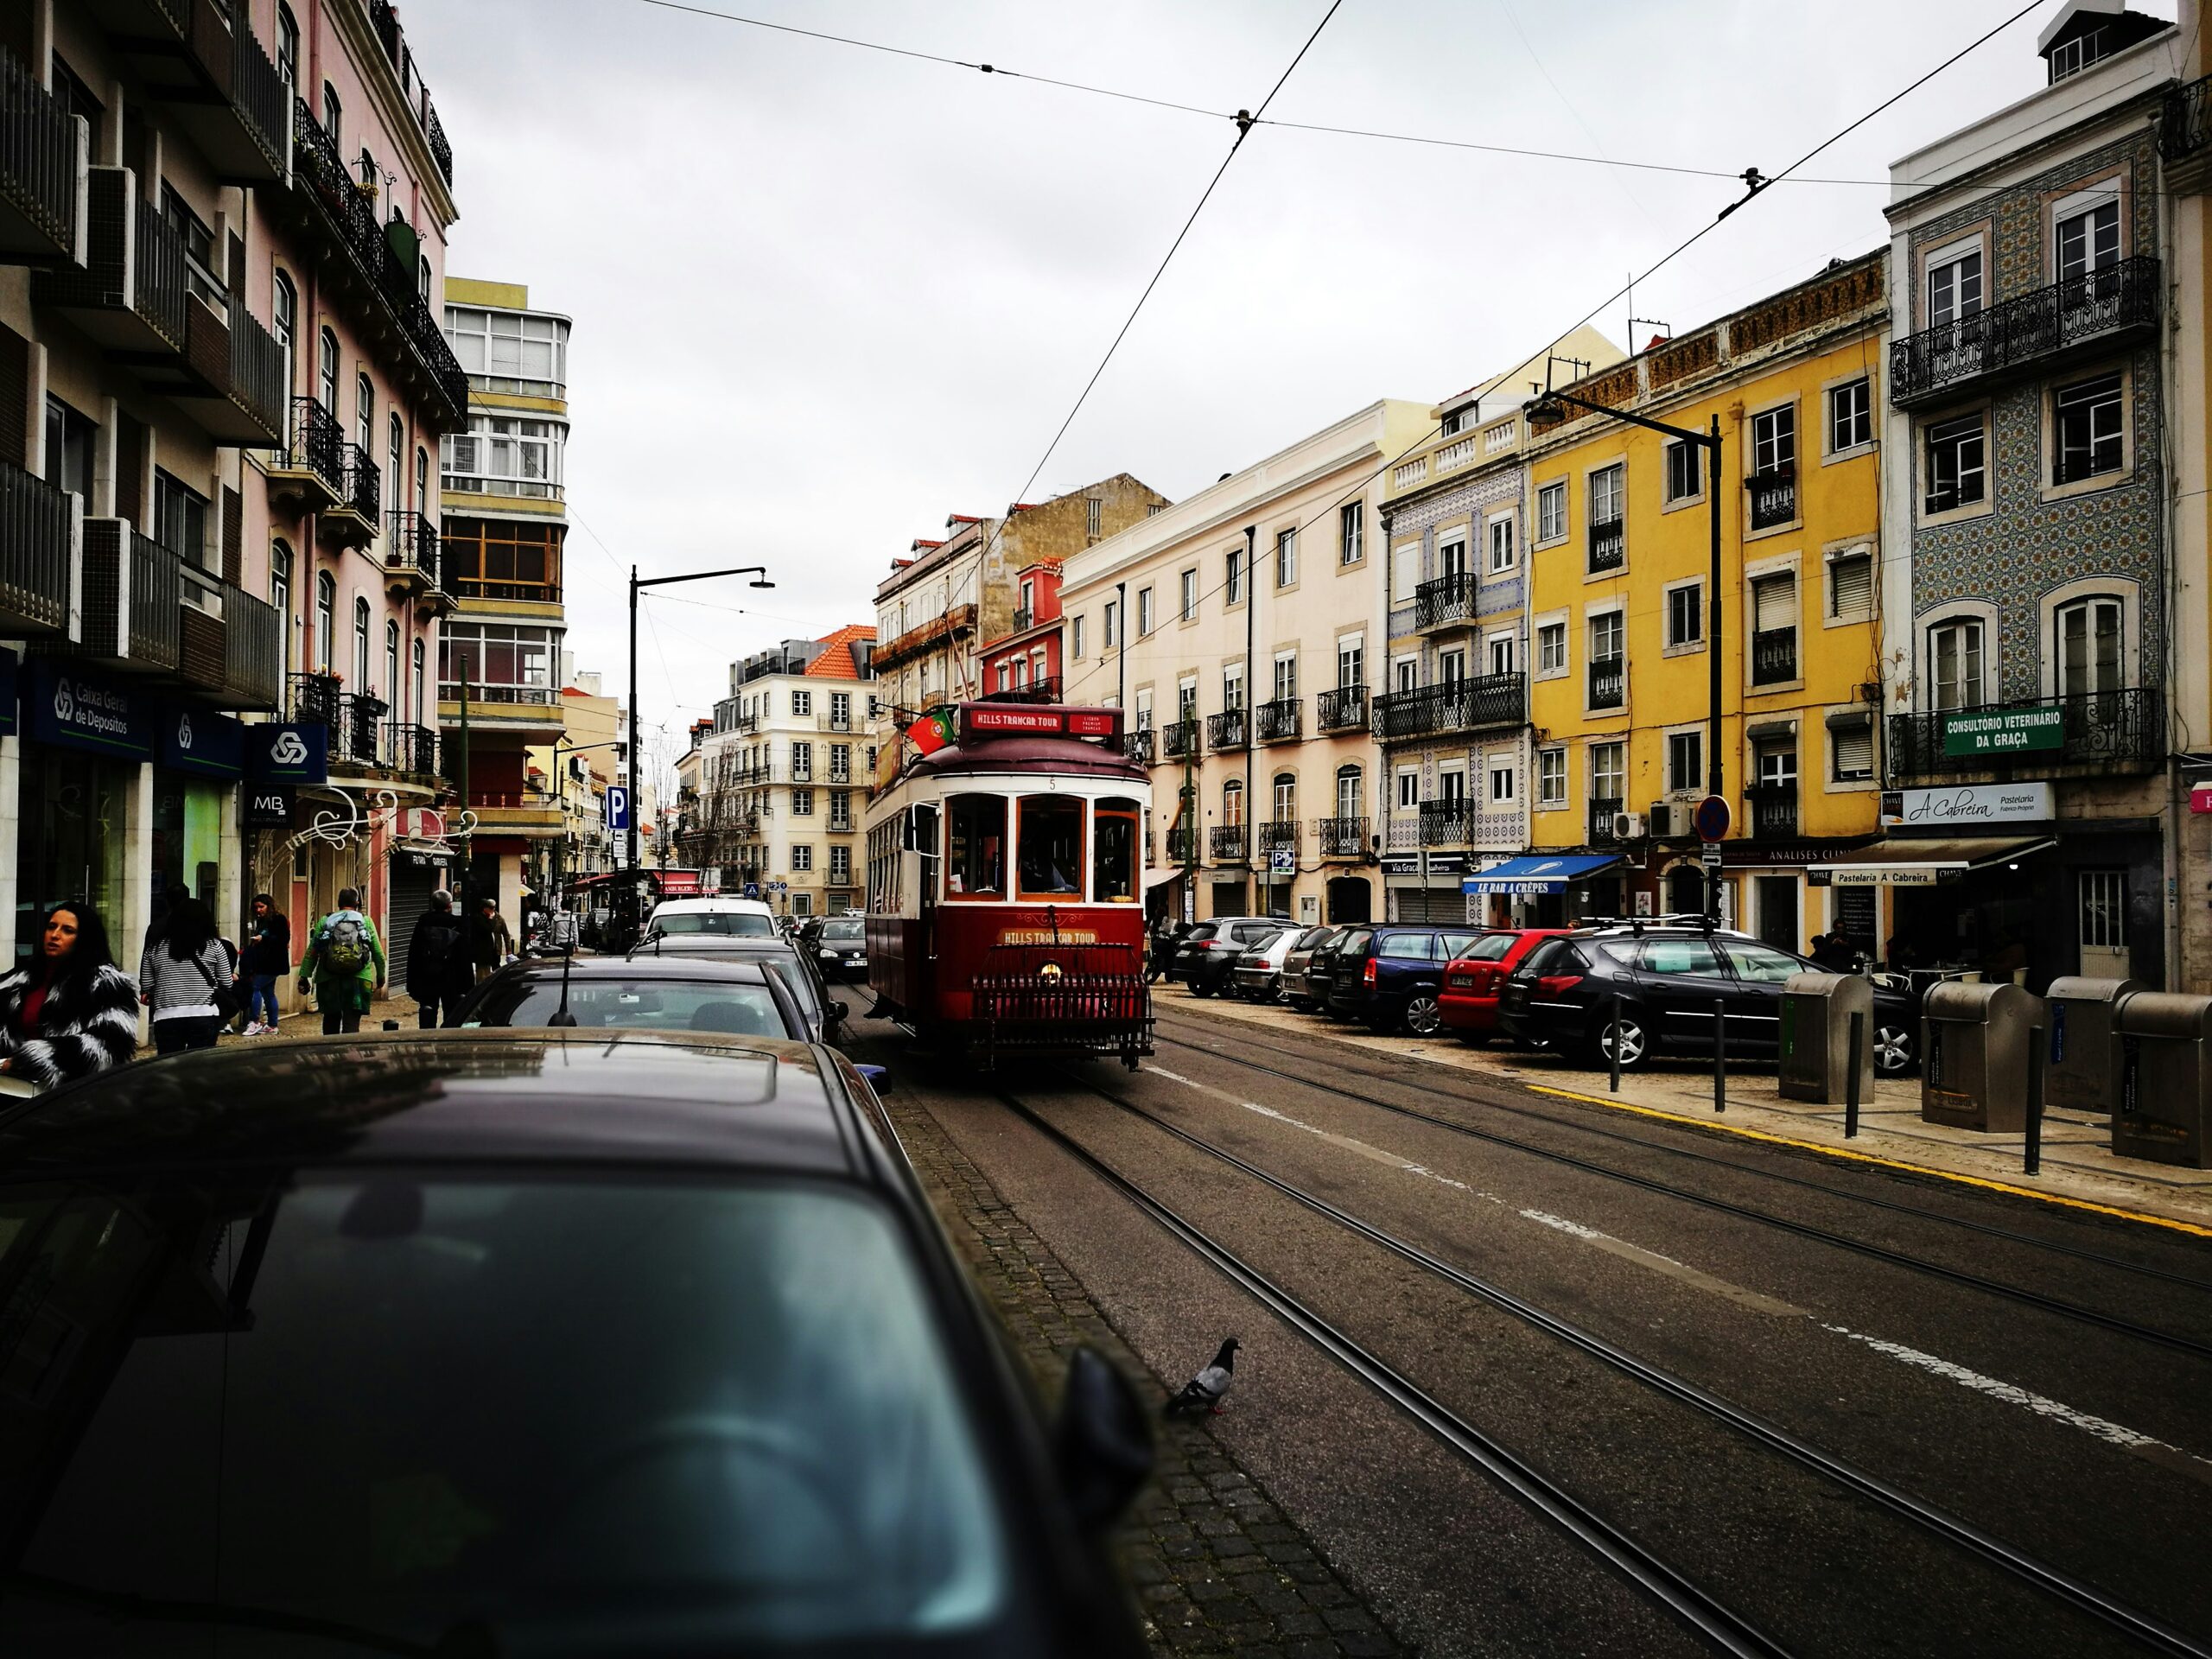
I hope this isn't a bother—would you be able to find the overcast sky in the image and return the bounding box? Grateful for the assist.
[398,0,2180,776]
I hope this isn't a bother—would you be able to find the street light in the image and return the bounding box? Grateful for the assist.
[1527,381,1726,925]
[628,563,773,944]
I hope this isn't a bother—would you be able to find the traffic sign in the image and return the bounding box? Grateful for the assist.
[604,785,631,831]
[1268,845,1295,875]
[1700,841,1724,868]
[1692,793,1731,842]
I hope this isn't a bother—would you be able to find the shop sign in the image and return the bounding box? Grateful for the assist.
[244,785,295,829]
[2190,784,2212,816]
[27,664,150,760]
[1380,856,1421,877]
[1940,705,2063,757]
[1824,866,1945,887]
[160,707,244,778]
[247,723,328,785]
[1880,782,2051,827]
[0,647,17,738]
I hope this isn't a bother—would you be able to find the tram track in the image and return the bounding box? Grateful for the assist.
[1146,1018,2212,1359]
[999,1070,2212,1659]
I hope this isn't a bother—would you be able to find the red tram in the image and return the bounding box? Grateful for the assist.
[865,702,1154,1068]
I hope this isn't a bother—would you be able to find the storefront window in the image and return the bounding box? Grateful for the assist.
[16,752,129,963]
[1092,798,1138,904]
[944,795,1004,899]
[1016,797,1083,899]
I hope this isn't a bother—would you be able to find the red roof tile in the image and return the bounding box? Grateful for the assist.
[805,623,877,681]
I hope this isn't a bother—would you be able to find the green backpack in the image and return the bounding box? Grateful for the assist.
[322,912,371,973]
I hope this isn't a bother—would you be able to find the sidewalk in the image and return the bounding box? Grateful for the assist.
[137,988,429,1057]
[1160,986,2212,1237]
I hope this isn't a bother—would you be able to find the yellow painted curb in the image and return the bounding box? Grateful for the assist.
[1525,1084,2212,1242]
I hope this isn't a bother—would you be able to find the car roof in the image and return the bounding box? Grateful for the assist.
[0,1032,868,1179]
[492,956,779,984]
[631,934,800,957]
[650,896,772,915]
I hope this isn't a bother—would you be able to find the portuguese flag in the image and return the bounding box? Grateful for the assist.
[906,708,957,755]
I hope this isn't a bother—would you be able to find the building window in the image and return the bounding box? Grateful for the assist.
[271,269,296,354]
[1928,247,1982,326]
[445,413,564,498]
[791,729,813,766]
[276,3,299,82]
[1929,619,1986,711]
[1667,730,1702,793]
[2049,28,2110,81]
[1667,582,1702,648]
[353,596,372,691]
[1487,513,1516,573]
[1833,723,1874,783]
[792,788,814,817]
[1538,747,1567,806]
[1751,404,1795,478]
[2056,199,2120,283]
[1272,772,1296,823]
[319,327,339,413]
[412,639,425,725]
[442,518,563,601]
[1137,588,1154,635]
[1487,634,1514,677]
[416,448,429,510]
[1589,610,1624,664]
[1396,770,1419,810]
[315,572,334,673]
[1085,495,1102,538]
[1103,600,1119,647]
[1828,378,1872,453]
[1071,615,1085,658]
[1340,501,1363,564]
[1272,652,1298,702]
[2056,595,2124,699]
[830,846,852,883]
[1664,439,1700,503]
[1338,635,1363,688]
[1275,528,1297,587]
[791,845,813,873]
[1439,533,1466,580]
[321,81,340,143]
[356,372,374,461]
[271,540,294,671]
[830,791,853,830]
[1225,545,1244,605]
[386,413,403,513]
[2054,374,2124,484]
[1333,765,1363,820]
[1538,621,1567,672]
[1180,568,1198,621]
[385,620,398,702]
[1222,779,1243,827]
[1828,550,1873,621]
[443,307,567,389]
[1924,414,1986,513]
[440,621,559,697]
[151,470,207,563]
[1489,764,1515,805]
[1222,664,1243,714]
[1537,480,1566,542]
[1394,657,1416,695]
[1589,464,1624,527]
[1591,741,1625,804]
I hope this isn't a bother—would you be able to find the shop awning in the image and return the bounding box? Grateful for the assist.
[1142,867,1186,892]
[1812,836,2056,887]
[1462,854,1622,895]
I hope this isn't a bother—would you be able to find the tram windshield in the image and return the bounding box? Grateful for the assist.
[1017,797,1084,899]
[1094,797,1139,903]
[945,795,1004,899]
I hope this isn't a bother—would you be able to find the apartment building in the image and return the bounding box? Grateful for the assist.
[698,626,876,918]
[1058,401,1432,925]
[1377,327,1623,922]
[977,561,1065,699]
[438,275,571,929]
[1522,255,1888,955]
[0,0,465,974]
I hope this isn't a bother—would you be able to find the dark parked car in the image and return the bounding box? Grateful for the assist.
[632,932,846,1044]
[1170,918,1290,995]
[0,1033,1153,1656]
[1279,925,1342,1011]
[806,915,870,981]
[1497,924,1920,1075]
[1324,924,1487,1034]
[459,954,810,1039]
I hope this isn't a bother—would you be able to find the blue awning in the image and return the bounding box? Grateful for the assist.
[1462,854,1622,895]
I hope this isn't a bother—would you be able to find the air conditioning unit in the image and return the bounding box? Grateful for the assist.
[1613,810,1647,841]
[1648,800,1686,838]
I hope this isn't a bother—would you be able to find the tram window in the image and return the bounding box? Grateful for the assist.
[1017,796,1084,899]
[911,804,940,905]
[945,795,1004,899]
[1094,798,1139,903]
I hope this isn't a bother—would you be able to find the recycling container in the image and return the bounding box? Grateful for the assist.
[2042,976,2140,1114]
[1778,971,1874,1105]
[1922,980,2044,1132]
[2110,992,2212,1167]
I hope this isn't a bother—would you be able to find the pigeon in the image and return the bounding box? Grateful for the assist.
[1164,1338,1239,1418]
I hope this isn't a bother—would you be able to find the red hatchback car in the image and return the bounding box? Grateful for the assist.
[1440,928,1573,1044]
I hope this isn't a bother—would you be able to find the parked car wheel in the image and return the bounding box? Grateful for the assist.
[1191,981,1215,998]
[1402,993,1444,1037]
[1588,1007,1651,1071]
[1873,1023,1916,1077]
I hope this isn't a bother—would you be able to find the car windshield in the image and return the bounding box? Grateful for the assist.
[0,1176,1008,1649]
[652,911,774,938]
[1457,933,1519,963]
[471,977,795,1037]
[820,920,865,942]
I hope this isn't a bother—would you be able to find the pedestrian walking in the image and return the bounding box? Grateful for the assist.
[237,893,291,1034]
[299,887,386,1034]
[138,895,236,1056]
[407,889,474,1028]
[472,895,515,983]
[0,902,139,1090]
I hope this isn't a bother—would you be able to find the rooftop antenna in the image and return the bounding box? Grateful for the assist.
[548,940,578,1027]
[1629,317,1673,346]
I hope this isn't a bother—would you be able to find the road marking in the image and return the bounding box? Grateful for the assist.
[1518,1208,1808,1319]
[1240,1101,1478,1194]
[1821,1322,2212,1489]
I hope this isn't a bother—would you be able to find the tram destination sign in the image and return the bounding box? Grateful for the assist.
[960,704,1123,741]
[1941,705,2063,757]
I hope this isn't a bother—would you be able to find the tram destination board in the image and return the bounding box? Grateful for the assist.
[1941,705,2063,757]
[959,704,1122,741]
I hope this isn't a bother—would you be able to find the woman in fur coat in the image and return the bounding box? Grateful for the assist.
[0,902,141,1090]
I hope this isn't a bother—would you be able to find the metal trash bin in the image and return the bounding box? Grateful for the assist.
[1923,981,2044,1132]
[1778,972,1873,1104]
[2110,992,2212,1167]
[2043,976,2140,1114]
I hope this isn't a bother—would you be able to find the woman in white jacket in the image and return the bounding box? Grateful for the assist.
[0,903,139,1088]
[139,895,233,1055]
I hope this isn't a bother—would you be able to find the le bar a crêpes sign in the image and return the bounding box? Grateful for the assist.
[1880,782,2052,828]
[1940,705,2063,757]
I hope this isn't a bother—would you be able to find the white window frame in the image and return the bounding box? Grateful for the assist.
[1534,611,1569,680]
[1488,762,1516,806]
[1274,527,1297,588]
[1922,409,1990,521]
[1924,234,1985,327]
[1179,567,1198,622]
[1395,767,1421,812]
[1823,543,1875,627]
[1826,376,1873,458]
[1486,510,1516,574]
[1535,479,1567,546]
[1537,747,1567,808]
[1663,577,1705,655]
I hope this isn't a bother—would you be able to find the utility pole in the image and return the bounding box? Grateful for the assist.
[456,657,472,950]
[1116,577,1127,714]
[1243,524,1258,916]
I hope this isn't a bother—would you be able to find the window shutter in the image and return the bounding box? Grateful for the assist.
[1834,725,1874,778]
[1829,553,1872,617]
[1754,575,1796,632]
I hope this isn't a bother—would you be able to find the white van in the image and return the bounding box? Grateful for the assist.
[644,896,778,939]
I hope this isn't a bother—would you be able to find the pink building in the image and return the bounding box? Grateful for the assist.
[979,563,1065,701]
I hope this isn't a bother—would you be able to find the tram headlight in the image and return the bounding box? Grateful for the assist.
[1039,960,1065,982]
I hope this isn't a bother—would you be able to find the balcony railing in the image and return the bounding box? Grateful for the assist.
[386,721,441,779]
[290,671,341,728]
[1589,656,1624,711]
[1210,825,1249,862]
[448,578,560,604]
[1589,798,1624,848]
[1746,467,1796,531]
[1414,571,1478,632]
[277,397,345,500]
[817,710,855,732]
[386,511,440,588]
[368,0,454,186]
[1746,784,1798,840]
[1317,684,1367,733]
[1125,728,1154,764]
[1886,688,2164,779]
[221,582,281,709]
[1256,696,1302,743]
[1258,820,1300,852]
[2161,73,2212,181]
[1419,800,1478,846]
[1751,626,1796,687]
[1315,816,1369,859]
[0,459,78,636]
[1890,257,2160,406]
[1163,825,1195,863]
[1373,674,1525,741]
[983,677,1060,704]
[1207,709,1247,750]
[338,443,380,523]
[1160,719,1198,760]
[1588,518,1624,573]
[129,532,182,671]
[0,41,82,263]
[335,692,390,770]
[1010,606,1034,634]
[218,295,286,444]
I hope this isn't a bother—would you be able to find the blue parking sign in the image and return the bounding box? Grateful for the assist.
[605,785,630,831]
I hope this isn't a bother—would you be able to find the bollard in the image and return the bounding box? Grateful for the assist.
[2024,1031,2045,1177]
[1713,996,1726,1113]
[1844,1011,1864,1140]
[1609,994,1622,1095]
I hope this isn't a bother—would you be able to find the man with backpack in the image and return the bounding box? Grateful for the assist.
[406,889,473,1028]
[298,887,386,1034]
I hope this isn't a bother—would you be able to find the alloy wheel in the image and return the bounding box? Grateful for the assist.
[1404,994,1443,1036]
[1598,1014,1649,1069]
[1874,1024,1915,1077]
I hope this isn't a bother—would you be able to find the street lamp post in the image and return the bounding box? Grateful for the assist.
[628,563,773,944]
[1528,385,1726,925]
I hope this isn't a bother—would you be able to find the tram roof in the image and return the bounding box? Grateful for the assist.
[916,733,1148,783]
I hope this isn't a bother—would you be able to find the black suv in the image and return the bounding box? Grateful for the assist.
[1171,917,1291,995]
[1497,924,1920,1075]
[1321,924,1486,1034]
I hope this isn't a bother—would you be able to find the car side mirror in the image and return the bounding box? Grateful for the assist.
[1054,1346,1153,1532]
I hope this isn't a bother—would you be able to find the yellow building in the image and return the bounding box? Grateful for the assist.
[1521,252,1889,957]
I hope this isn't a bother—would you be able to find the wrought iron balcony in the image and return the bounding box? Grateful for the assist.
[1374,673,1526,741]
[1419,800,1478,846]
[332,693,390,770]
[1889,257,2159,406]
[1317,683,1367,733]
[1746,783,1798,840]
[1160,718,1198,760]
[1751,626,1796,687]
[1258,819,1300,852]
[269,397,345,511]
[1256,696,1302,742]
[386,721,442,779]
[1207,709,1247,750]
[1315,816,1369,859]
[0,459,79,637]
[2162,74,2212,190]
[1589,656,1625,711]
[322,443,380,549]
[1210,824,1249,862]
[1125,727,1154,764]
[290,670,342,728]
[982,676,1060,704]
[1414,571,1478,632]
[1010,606,1034,634]
[385,511,440,593]
[1885,687,2163,779]
[0,42,84,265]
[1166,825,1198,862]
[1589,798,1624,847]
[1747,467,1796,531]
[368,0,454,186]
[1588,518,1624,573]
